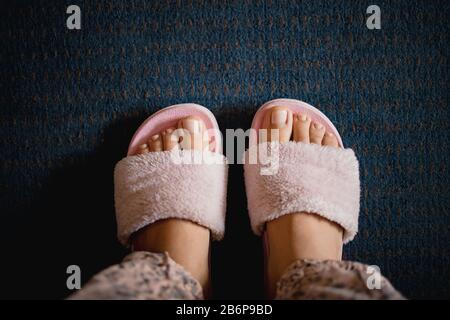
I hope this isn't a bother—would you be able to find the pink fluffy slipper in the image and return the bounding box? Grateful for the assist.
[114,103,228,246]
[244,99,360,244]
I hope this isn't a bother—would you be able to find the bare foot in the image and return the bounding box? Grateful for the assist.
[131,116,211,296]
[262,108,343,298]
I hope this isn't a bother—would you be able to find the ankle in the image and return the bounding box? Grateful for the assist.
[265,213,343,296]
[132,219,210,289]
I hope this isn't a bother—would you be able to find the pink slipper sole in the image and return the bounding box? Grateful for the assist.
[114,104,228,246]
[244,98,360,244]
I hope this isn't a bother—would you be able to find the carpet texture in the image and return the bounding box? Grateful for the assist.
[0,0,448,299]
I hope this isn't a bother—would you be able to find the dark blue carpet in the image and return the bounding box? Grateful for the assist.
[0,0,449,299]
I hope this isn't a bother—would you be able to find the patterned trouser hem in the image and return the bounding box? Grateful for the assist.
[68,251,203,300]
[275,259,405,300]
[69,251,404,300]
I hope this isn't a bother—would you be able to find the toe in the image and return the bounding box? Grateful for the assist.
[322,132,339,148]
[293,113,311,143]
[137,143,149,154]
[162,127,179,151]
[148,134,163,152]
[309,122,326,144]
[261,106,293,143]
[203,134,211,152]
[178,116,205,150]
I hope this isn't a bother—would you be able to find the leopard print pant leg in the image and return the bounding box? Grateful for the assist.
[275,259,405,300]
[68,251,203,300]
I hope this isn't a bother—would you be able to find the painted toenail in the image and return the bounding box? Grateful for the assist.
[271,110,288,124]
[301,114,308,121]
[151,134,159,141]
[183,119,201,133]
[314,123,323,130]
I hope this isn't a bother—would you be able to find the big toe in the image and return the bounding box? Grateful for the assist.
[178,116,207,150]
[261,106,293,143]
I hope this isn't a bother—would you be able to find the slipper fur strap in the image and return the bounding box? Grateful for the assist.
[114,150,228,246]
[244,141,360,244]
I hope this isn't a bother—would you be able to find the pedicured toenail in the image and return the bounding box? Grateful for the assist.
[271,110,288,124]
[183,119,201,133]
[151,134,160,141]
[314,123,323,130]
